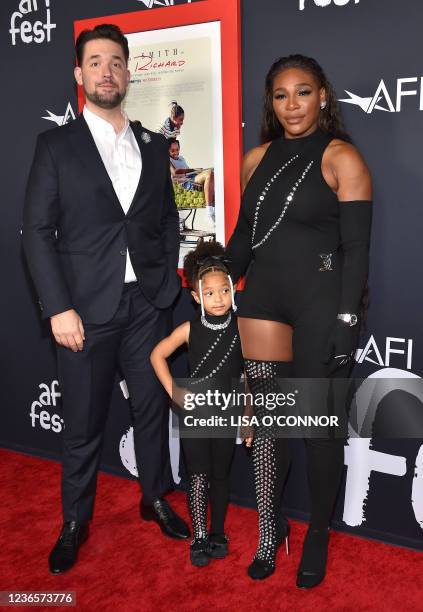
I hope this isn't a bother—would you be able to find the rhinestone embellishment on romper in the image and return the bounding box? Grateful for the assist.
[190,333,239,385]
[251,158,314,251]
[190,327,228,378]
[251,154,298,245]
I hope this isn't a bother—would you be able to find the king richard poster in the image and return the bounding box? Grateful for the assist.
[124,22,224,267]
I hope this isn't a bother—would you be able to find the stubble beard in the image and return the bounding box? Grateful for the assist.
[85,85,126,110]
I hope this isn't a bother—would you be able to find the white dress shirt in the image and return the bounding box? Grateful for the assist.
[83,105,141,283]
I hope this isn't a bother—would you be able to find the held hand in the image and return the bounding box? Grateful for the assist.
[323,320,357,374]
[172,385,195,411]
[50,309,85,352]
[240,422,254,447]
[244,435,253,448]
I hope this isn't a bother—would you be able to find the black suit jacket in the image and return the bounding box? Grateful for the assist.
[23,114,181,323]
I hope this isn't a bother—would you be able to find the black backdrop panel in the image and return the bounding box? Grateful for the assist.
[1,0,422,550]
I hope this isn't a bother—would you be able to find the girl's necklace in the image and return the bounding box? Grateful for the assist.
[200,311,232,330]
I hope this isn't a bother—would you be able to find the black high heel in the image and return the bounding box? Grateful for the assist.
[296,527,329,589]
[283,520,290,556]
[247,519,290,580]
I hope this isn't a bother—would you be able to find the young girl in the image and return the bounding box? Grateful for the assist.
[158,100,185,140]
[151,240,250,567]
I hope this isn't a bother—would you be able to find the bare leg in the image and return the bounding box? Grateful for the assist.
[238,317,293,361]
[195,169,214,205]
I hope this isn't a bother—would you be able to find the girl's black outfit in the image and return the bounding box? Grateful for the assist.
[226,128,372,581]
[181,312,243,544]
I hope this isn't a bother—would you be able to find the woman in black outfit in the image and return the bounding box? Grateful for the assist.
[226,55,372,586]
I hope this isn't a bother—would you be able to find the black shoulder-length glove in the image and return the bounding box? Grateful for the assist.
[323,201,372,373]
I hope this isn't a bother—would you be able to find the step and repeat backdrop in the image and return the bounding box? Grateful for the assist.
[1,0,422,550]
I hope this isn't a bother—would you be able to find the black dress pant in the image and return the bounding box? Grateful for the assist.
[57,283,173,523]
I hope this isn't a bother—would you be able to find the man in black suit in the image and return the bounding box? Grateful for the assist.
[23,24,189,575]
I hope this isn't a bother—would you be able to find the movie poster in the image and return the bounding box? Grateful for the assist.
[124,22,223,267]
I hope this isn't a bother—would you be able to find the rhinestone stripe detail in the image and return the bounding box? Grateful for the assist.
[251,154,298,245]
[190,327,227,378]
[190,333,239,385]
[252,160,314,251]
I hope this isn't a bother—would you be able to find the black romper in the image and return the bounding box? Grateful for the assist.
[180,312,243,475]
[188,312,243,393]
[226,129,352,378]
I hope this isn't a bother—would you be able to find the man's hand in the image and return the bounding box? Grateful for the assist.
[50,309,85,352]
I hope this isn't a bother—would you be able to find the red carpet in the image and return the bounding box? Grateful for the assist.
[1,449,422,611]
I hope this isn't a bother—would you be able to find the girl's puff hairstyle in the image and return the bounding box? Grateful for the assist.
[183,240,230,290]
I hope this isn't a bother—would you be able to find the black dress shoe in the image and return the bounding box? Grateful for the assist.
[140,498,190,539]
[48,521,89,574]
[296,527,330,589]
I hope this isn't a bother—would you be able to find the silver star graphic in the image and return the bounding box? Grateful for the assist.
[339,90,387,113]
[42,102,75,126]
[42,110,65,125]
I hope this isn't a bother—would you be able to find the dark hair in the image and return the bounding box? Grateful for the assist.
[170,100,184,119]
[168,138,180,149]
[75,24,129,67]
[183,240,229,289]
[261,54,350,143]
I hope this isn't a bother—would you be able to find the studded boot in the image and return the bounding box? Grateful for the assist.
[245,359,292,580]
[188,473,209,567]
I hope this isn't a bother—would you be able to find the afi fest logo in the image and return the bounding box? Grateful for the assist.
[136,0,192,7]
[42,102,75,126]
[118,380,182,485]
[29,380,63,433]
[339,78,423,113]
[9,0,56,46]
[299,0,360,10]
[343,335,423,532]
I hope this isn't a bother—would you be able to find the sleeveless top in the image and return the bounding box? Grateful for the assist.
[226,128,342,323]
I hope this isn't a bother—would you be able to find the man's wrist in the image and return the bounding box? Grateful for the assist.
[50,308,75,319]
